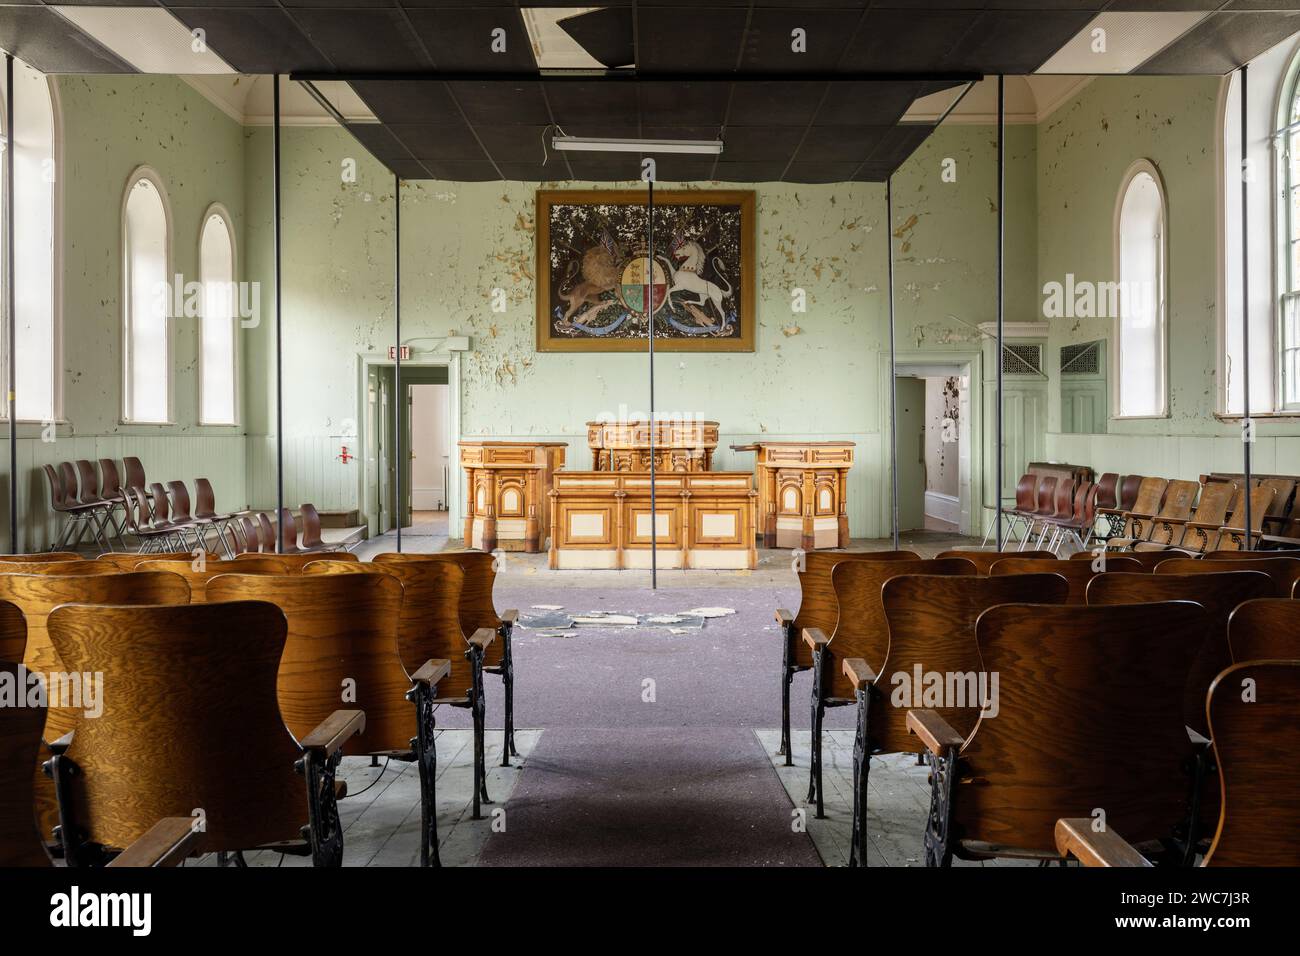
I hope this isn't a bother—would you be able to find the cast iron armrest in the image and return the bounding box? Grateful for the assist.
[411,658,451,687]
[107,817,198,868]
[300,709,366,756]
[906,709,964,755]
[802,627,829,651]
[775,608,794,627]
[499,609,519,625]
[1054,818,1152,868]
[842,657,876,691]
[469,627,496,651]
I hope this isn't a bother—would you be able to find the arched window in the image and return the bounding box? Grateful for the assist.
[1114,161,1167,418]
[0,63,59,423]
[122,168,171,424]
[1278,57,1300,409]
[199,206,237,425]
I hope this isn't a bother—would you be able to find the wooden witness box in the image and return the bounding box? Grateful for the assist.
[587,419,719,472]
[548,471,758,570]
[731,441,855,550]
[459,441,567,553]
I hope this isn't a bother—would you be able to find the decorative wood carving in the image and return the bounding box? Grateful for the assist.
[587,419,719,472]
[732,442,855,549]
[459,441,567,553]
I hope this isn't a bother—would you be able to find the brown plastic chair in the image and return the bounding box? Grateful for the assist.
[804,557,978,818]
[991,554,1142,603]
[1019,477,1059,548]
[297,504,336,552]
[46,601,364,866]
[43,464,110,551]
[936,548,1055,574]
[238,515,263,553]
[840,572,1070,866]
[122,456,146,493]
[909,601,1206,865]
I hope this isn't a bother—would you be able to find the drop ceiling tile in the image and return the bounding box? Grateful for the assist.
[386,158,435,180]
[865,124,934,168]
[636,7,748,71]
[721,126,806,162]
[498,162,567,182]
[796,125,891,163]
[345,122,413,161]
[638,81,732,126]
[640,126,723,141]
[816,81,921,126]
[554,125,643,139]
[726,81,826,126]
[851,163,895,183]
[166,8,332,73]
[738,9,860,72]
[291,9,430,71]
[557,7,634,69]
[711,161,789,182]
[350,80,464,124]
[448,80,551,125]
[0,7,135,73]
[544,82,639,128]
[837,10,978,73]
[475,125,553,165]
[945,10,1095,74]
[1136,11,1300,74]
[783,162,862,183]
[406,8,539,71]
[424,160,501,182]
[389,123,487,161]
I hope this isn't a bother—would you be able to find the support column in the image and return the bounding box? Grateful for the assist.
[995,74,1006,551]
[1240,66,1254,548]
[273,74,284,553]
[886,177,899,551]
[5,56,16,554]
[395,173,403,552]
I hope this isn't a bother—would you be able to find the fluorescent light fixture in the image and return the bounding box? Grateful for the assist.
[553,135,723,155]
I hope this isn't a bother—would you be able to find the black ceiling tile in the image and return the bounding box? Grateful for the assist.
[0,7,136,73]
[720,125,805,162]
[497,162,567,182]
[796,125,891,163]
[726,81,826,126]
[749,0,869,7]
[351,80,464,124]
[386,158,435,180]
[944,11,1095,74]
[345,122,413,161]
[406,8,539,71]
[636,7,748,71]
[738,9,861,72]
[48,0,158,5]
[424,160,501,182]
[558,7,635,69]
[447,80,551,125]
[1222,1,1300,9]
[837,10,979,73]
[783,162,862,184]
[475,125,552,164]
[291,10,431,71]
[167,8,333,73]
[544,82,639,128]
[1136,11,1300,74]
[640,126,723,140]
[815,81,920,126]
[864,124,934,168]
[389,123,487,161]
[851,163,895,183]
[160,0,279,6]
[638,81,732,126]
[276,0,399,7]
[642,157,719,181]
[554,125,643,139]
[711,161,789,182]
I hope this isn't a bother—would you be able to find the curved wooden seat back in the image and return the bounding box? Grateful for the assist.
[1259,478,1296,520]
[1068,549,1169,571]
[937,549,1054,574]
[48,601,308,856]
[238,550,357,570]
[1011,474,1036,513]
[1207,548,1300,561]
[991,555,1141,603]
[0,655,51,867]
[1122,476,1170,539]
[138,559,288,601]
[0,560,121,576]
[374,551,503,667]
[1094,473,1119,511]
[1144,479,1200,546]
[0,572,193,742]
[825,558,977,698]
[1227,599,1300,662]
[1204,660,1300,866]
[1171,481,1235,551]
[1086,570,1274,737]
[97,551,220,571]
[205,573,410,754]
[1212,484,1275,551]
[1116,474,1143,511]
[875,573,1069,753]
[953,601,1205,855]
[0,599,25,664]
[1157,556,1300,598]
[0,552,79,563]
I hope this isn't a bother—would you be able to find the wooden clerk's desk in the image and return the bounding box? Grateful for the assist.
[731,441,855,550]
[459,440,566,553]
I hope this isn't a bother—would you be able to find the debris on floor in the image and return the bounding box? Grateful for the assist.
[518,609,577,629]
[537,631,578,639]
[531,604,564,610]
[684,606,737,619]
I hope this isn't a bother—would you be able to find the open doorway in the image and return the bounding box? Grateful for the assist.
[407,383,450,536]
[894,369,966,534]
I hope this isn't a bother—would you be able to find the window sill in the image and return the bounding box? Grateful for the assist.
[198,421,241,428]
[1213,411,1300,422]
[119,420,179,427]
[1109,414,1170,422]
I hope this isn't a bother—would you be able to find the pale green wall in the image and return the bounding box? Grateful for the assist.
[6,76,249,550]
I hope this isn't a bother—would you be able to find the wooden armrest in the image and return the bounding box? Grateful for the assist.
[299,709,365,756]
[411,658,451,687]
[46,731,73,756]
[775,608,794,626]
[1054,818,1152,868]
[801,627,829,651]
[107,817,198,868]
[499,609,519,625]
[906,709,965,755]
[469,627,496,651]
[842,657,877,690]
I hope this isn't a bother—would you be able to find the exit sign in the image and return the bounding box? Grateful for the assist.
[388,346,411,360]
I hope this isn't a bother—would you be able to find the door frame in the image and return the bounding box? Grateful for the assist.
[356,352,462,537]
[878,350,982,537]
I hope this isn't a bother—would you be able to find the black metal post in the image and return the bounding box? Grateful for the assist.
[395,173,402,552]
[1240,66,1254,549]
[647,180,656,588]
[5,55,15,554]
[886,177,899,550]
[995,75,1006,551]
[273,74,284,553]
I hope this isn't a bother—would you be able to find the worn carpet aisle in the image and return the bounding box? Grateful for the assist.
[469,586,844,866]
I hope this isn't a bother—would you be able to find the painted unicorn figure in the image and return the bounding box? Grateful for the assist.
[667,237,732,327]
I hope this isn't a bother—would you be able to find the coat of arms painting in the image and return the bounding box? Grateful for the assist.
[535,190,756,352]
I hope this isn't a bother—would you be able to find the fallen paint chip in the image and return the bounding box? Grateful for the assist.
[685,607,736,618]
[573,614,638,626]
[538,631,578,639]
[668,628,690,635]
[531,604,564,610]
